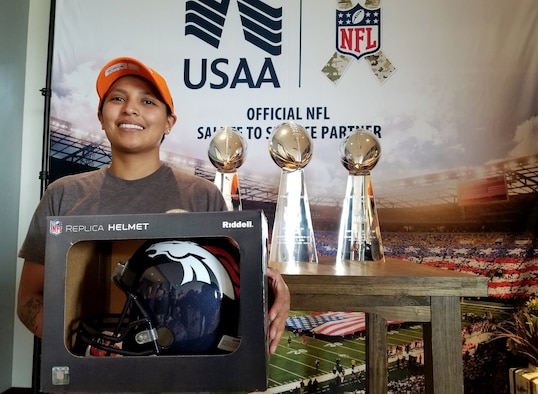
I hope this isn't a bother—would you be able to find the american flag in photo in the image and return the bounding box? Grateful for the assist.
[287,312,402,336]
[286,312,366,336]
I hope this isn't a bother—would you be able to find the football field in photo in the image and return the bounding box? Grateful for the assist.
[264,300,514,392]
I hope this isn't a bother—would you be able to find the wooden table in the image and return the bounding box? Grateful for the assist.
[270,257,489,394]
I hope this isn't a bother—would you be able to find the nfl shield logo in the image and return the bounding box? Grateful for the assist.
[49,220,63,236]
[336,3,381,61]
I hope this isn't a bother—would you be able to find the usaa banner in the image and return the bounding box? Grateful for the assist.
[51,1,538,294]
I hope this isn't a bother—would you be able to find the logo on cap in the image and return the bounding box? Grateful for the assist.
[104,62,142,78]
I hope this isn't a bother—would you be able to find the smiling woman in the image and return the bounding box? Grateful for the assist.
[17,56,290,357]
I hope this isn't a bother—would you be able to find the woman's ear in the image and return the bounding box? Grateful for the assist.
[166,113,177,132]
[97,111,104,130]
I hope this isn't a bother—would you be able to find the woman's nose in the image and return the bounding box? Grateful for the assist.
[123,100,139,115]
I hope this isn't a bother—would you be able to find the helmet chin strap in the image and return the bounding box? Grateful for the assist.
[127,288,162,354]
[134,327,159,346]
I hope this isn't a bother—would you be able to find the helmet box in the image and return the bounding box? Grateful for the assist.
[41,210,269,392]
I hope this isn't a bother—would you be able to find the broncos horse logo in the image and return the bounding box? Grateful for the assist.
[145,241,236,300]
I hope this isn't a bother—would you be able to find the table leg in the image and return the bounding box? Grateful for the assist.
[423,296,463,394]
[366,313,388,394]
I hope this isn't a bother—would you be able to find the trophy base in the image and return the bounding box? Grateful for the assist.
[214,171,242,211]
[269,169,318,265]
[336,173,385,264]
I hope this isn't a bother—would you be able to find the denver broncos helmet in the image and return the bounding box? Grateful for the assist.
[73,238,241,357]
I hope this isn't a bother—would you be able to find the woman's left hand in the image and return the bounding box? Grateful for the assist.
[266,266,290,354]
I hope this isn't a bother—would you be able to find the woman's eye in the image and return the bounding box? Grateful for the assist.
[143,99,156,105]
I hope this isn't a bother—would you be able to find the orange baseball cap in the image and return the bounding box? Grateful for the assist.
[96,57,175,115]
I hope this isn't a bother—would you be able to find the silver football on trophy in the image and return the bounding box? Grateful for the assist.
[340,128,381,174]
[208,127,246,173]
[269,122,313,170]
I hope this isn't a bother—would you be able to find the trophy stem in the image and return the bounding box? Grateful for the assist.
[269,169,318,264]
[336,172,384,263]
[214,171,242,211]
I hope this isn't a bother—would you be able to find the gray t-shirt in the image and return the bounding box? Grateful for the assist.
[19,164,227,264]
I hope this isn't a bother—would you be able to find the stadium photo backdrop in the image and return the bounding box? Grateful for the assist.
[49,0,537,300]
